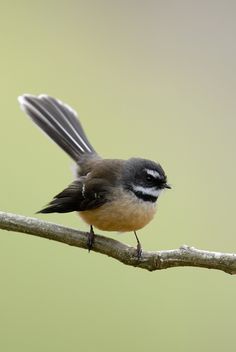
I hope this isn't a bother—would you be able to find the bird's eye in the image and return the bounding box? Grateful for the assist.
[146,174,154,182]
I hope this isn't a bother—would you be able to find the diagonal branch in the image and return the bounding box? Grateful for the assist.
[0,211,235,275]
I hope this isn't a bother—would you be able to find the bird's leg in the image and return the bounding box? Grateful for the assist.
[87,225,95,252]
[134,231,142,259]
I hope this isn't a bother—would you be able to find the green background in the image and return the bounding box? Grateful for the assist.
[0,1,236,351]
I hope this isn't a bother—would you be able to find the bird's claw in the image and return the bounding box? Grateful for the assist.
[87,226,95,252]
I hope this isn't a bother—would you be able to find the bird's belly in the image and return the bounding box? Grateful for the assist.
[79,192,157,232]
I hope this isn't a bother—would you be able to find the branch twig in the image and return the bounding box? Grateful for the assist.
[0,211,235,274]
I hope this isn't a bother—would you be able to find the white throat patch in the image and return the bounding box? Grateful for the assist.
[132,185,162,198]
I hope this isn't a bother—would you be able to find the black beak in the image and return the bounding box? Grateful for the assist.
[164,183,171,189]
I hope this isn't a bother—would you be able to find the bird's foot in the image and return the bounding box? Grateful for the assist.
[134,231,142,260]
[136,242,142,260]
[87,225,95,252]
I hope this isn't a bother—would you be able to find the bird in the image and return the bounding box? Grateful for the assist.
[18,94,171,257]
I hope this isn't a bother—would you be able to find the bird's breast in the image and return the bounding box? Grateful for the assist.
[79,190,157,232]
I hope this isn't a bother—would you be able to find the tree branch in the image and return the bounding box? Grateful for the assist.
[0,211,235,274]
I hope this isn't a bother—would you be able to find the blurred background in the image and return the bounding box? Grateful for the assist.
[0,0,236,351]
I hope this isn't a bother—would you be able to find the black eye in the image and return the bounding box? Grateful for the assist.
[146,174,155,182]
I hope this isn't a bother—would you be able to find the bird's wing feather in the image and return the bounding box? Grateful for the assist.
[38,179,109,213]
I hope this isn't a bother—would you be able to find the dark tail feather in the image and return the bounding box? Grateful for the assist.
[18,94,96,161]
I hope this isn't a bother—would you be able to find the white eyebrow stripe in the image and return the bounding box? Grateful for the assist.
[145,169,161,179]
[132,185,162,197]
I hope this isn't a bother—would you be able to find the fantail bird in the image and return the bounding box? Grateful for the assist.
[18,94,171,257]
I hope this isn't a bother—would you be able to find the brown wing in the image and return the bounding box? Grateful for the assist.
[38,159,124,214]
[38,178,109,214]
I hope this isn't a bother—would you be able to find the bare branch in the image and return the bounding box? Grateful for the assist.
[0,211,235,274]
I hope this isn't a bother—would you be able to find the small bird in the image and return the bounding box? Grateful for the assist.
[18,94,171,257]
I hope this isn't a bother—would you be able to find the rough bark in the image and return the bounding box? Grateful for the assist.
[0,211,235,274]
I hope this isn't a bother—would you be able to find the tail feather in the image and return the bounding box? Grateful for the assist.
[18,94,96,161]
[47,96,94,152]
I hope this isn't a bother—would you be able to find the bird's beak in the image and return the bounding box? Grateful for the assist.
[164,183,172,189]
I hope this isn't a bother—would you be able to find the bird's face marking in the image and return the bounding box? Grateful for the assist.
[122,158,170,202]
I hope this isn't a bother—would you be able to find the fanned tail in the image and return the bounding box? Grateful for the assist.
[18,94,96,161]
